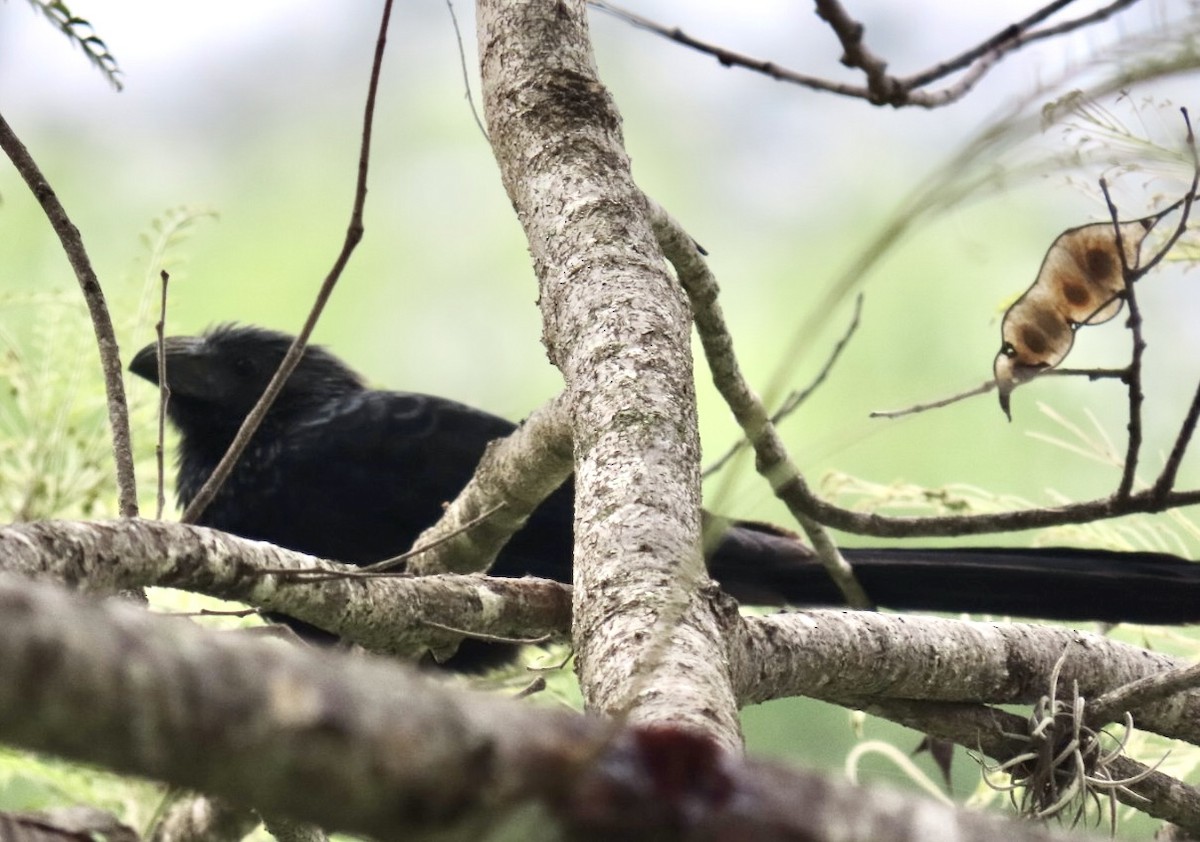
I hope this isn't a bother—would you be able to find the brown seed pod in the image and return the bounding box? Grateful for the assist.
[994,204,1184,419]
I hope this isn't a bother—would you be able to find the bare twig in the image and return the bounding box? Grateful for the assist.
[650,202,872,609]
[589,2,867,97]
[1155,381,1200,499]
[901,0,1084,88]
[154,270,170,521]
[592,0,1144,109]
[264,501,509,582]
[444,0,488,141]
[1099,177,1146,500]
[1113,110,1198,499]
[1147,111,1200,499]
[1137,110,1198,278]
[0,111,139,518]
[870,380,995,419]
[704,293,862,478]
[781,479,1200,538]
[363,501,507,573]
[422,619,553,648]
[812,0,898,103]
[181,0,394,524]
[870,369,1128,420]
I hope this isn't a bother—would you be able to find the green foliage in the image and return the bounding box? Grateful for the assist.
[0,295,128,521]
[0,205,216,522]
[21,0,123,91]
[0,205,220,833]
[0,746,165,831]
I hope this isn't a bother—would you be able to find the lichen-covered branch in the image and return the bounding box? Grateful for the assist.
[405,393,573,576]
[733,610,1200,746]
[477,0,740,747]
[0,518,571,659]
[0,572,1096,842]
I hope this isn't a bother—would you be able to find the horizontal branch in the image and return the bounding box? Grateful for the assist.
[788,481,1200,538]
[0,518,571,658]
[0,573,1092,842]
[734,610,1200,747]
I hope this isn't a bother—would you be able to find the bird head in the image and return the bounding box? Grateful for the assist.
[129,324,365,439]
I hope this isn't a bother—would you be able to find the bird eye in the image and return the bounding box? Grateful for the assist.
[232,356,256,377]
[1000,342,1016,358]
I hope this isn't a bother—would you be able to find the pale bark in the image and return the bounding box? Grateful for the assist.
[0,518,571,659]
[477,0,741,750]
[0,573,1094,842]
[735,610,1200,745]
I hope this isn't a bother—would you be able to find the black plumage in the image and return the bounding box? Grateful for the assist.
[129,325,1200,667]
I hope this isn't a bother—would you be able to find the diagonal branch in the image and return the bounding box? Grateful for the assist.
[650,203,872,610]
[480,0,742,748]
[0,571,1092,842]
[403,393,573,576]
[592,0,1145,109]
[181,0,393,524]
[0,111,138,518]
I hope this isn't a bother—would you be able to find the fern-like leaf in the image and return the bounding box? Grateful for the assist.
[22,0,123,91]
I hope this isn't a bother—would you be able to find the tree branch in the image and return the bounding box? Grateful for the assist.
[478,0,740,747]
[0,572,1102,842]
[734,610,1200,747]
[0,518,571,659]
[650,203,872,609]
[403,393,573,576]
[181,0,393,524]
[0,111,138,518]
[592,0,1145,109]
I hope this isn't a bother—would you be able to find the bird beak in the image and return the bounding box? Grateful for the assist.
[129,336,212,397]
[998,388,1013,422]
[993,353,1015,422]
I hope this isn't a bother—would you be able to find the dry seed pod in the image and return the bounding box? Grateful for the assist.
[994,204,1183,419]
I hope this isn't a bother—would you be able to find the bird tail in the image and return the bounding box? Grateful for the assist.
[707,519,1200,624]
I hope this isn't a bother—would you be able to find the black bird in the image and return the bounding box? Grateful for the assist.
[130,325,1200,667]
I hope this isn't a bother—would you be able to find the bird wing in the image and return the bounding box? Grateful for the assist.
[209,389,520,566]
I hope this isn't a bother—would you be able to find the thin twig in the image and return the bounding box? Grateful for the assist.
[181,0,394,524]
[0,111,139,517]
[704,293,862,478]
[444,0,488,141]
[871,367,1134,420]
[592,0,1143,109]
[1117,110,1198,499]
[780,478,1200,538]
[589,2,865,97]
[1138,111,1199,279]
[265,501,509,582]
[154,270,170,521]
[423,619,553,647]
[870,380,994,419]
[363,501,507,573]
[1155,381,1200,500]
[901,0,1081,88]
[650,202,872,609]
[1099,177,1145,501]
[812,0,897,104]
[775,293,864,418]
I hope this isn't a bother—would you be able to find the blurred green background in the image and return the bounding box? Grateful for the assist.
[3,1,1200,837]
